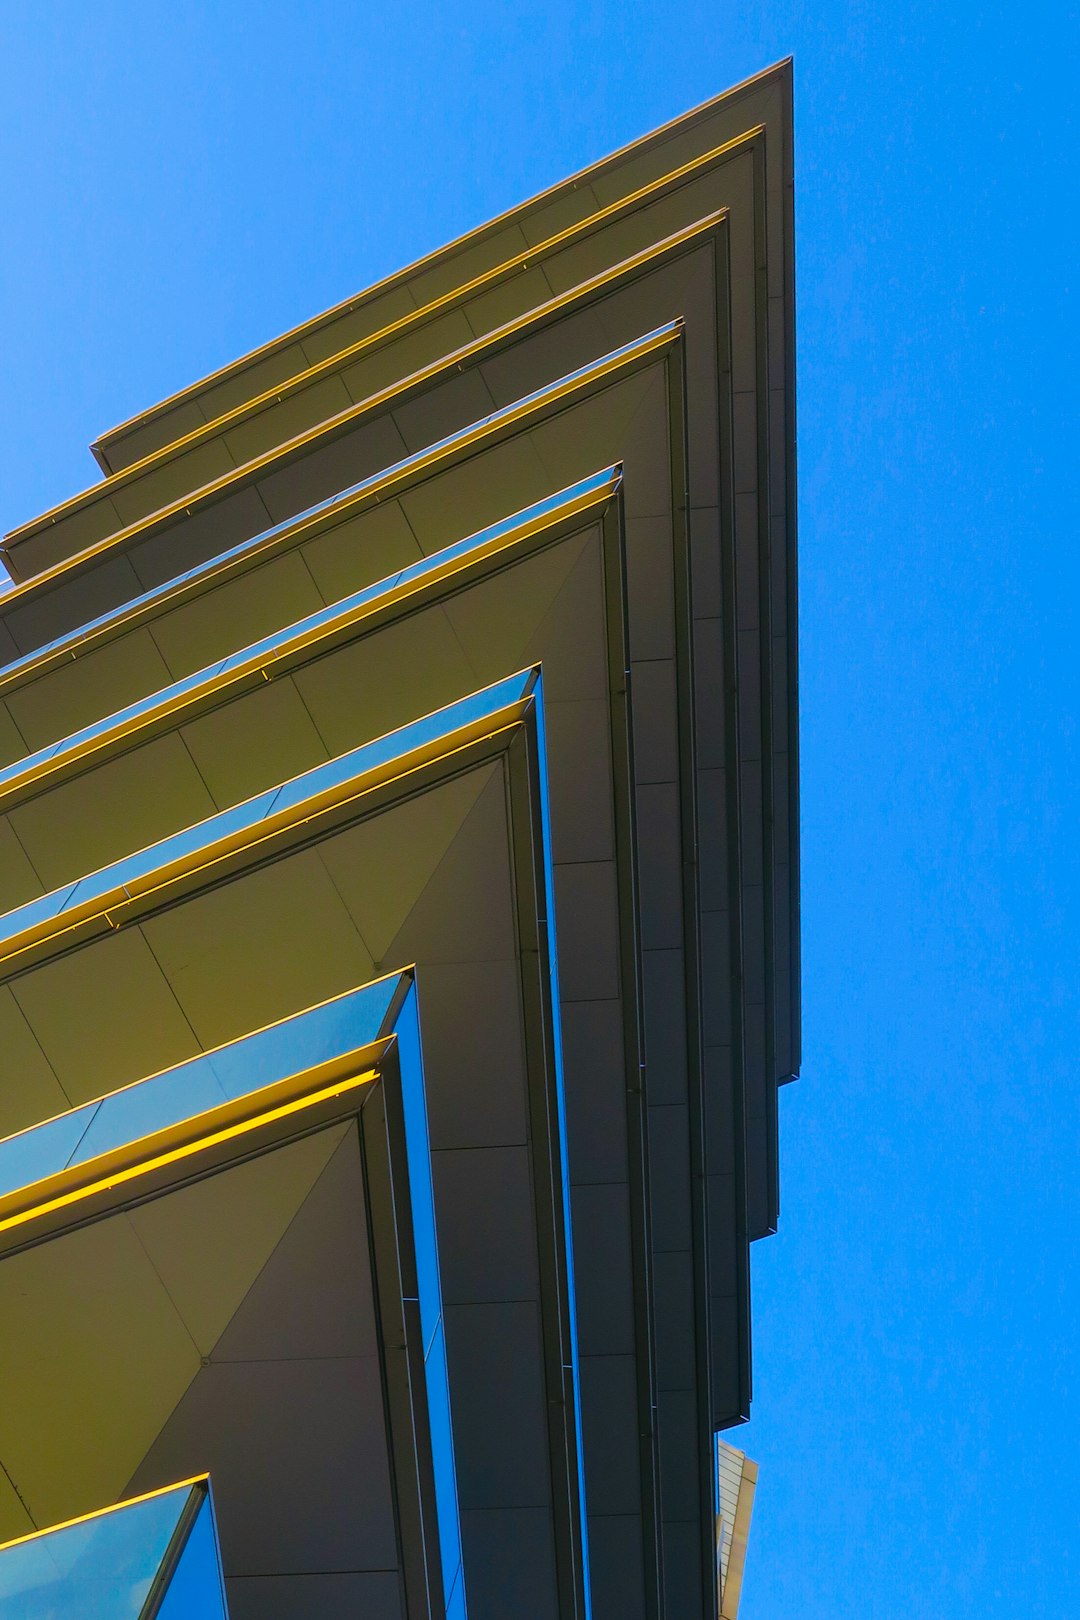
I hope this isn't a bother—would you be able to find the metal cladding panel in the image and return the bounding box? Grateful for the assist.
[0,681,591,1620]
[0,232,790,1239]
[0,63,798,1620]
[0,976,482,1620]
[0,420,734,1610]
[78,63,789,478]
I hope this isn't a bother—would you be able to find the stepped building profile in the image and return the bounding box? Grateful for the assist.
[0,59,797,1620]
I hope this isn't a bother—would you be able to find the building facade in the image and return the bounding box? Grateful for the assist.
[0,59,797,1620]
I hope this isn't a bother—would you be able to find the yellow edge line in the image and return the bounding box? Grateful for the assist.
[0,305,680,597]
[65,126,760,496]
[0,1475,210,1554]
[86,65,786,452]
[0,1067,377,1241]
[0,476,617,810]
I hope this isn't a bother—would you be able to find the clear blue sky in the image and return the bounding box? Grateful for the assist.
[1,3,1076,1614]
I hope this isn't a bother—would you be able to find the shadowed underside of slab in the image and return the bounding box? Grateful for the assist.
[0,61,797,1620]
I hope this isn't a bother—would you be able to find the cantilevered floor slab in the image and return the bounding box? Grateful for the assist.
[0,973,464,1620]
[0,105,797,1112]
[0,319,762,1613]
[0,304,780,1244]
[83,60,791,494]
[0,676,586,1620]
[0,466,728,1616]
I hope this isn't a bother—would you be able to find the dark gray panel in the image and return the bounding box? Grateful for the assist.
[635,783,685,952]
[656,1388,700,1524]
[431,1146,540,1304]
[444,1301,553,1510]
[560,998,629,1187]
[211,1130,378,1363]
[129,1358,398,1576]
[651,1249,697,1393]
[551,862,621,1003]
[641,949,690,1107]
[586,1514,648,1620]
[647,1104,694,1256]
[660,1517,705,1619]
[569,1184,636,1358]
[460,1507,559,1620]
[226,1572,405,1620]
[578,1355,641,1517]
[414,960,530,1151]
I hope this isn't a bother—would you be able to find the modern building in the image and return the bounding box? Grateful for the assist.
[715,1440,758,1619]
[0,58,797,1620]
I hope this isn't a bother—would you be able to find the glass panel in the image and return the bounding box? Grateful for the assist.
[0,1481,191,1620]
[0,976,401,1206]
[0,884,77,941]
[0,1105,99,1201]
[424,1317,464,1611]
[68,1062,229,1170]
[0,670,534,959]
[445,1562,468,1620]
[153,1495,229,1620]
[395,986,441,1359]
[207,975,398,1101]
[398,979,466,1614]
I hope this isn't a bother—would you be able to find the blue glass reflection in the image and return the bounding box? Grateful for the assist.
[0,671,536,954]
[0,317,645,693]
[530,674,593,1617]
[153,1495,229,1620]
[395,988,440,1360]
[0,974,401,1204]
[0,1107,95,1202]
[0,1482,190,1620]
[397,982,465,1615]
[424,1318,464,1614]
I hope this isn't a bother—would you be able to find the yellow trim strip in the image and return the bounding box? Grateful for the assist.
[0,695,532,976]
[0,1066,377,1242]
[0,287,683,595]
[46,127,759,502]
[0,1475,209,1555]
[87,61,787,458]
[0,475,619,811]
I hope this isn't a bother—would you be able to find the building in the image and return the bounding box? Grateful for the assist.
[0,58,797,1620]
[715,1440,758,1619]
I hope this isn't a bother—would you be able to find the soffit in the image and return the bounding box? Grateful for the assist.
[1,131,764,566]
[0,493,728,1602]
[0,722,579,1620]
[0,230,792,1118]
[81,62,789,477]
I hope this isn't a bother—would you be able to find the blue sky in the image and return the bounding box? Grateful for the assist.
[1,3,1077,1614]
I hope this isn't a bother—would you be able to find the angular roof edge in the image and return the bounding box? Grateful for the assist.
[87,57,791,472]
